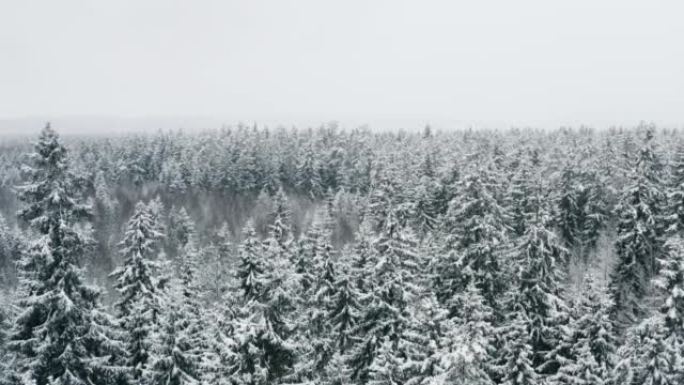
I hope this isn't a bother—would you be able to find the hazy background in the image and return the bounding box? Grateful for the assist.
[1,0,683,135]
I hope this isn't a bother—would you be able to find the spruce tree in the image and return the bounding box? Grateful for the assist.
[610,128,665,327]
[555,165,581,253]
[328,264,361,356]
[438,171,510,315]
[509,194,568,375]
[8,125,125,385]
[268,186,294,250]
[109,201,164,381]
[147,298,202,385]
[0,289,18,385]
[548,276,617,385]
[204,222,233,301]
[166,206,196,258]
[494,313,539,385]
[147,244,206,385]
[667,142,684,233]
[656,236,684,335]
[613,316,682,385]
[429,284,496,385]
[230,234,299,384]
[236,221,267,301]
[348,206,423,384]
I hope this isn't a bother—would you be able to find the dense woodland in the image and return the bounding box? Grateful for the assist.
[1,122,684,384]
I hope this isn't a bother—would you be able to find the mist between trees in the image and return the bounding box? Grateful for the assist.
[0,122,683,384]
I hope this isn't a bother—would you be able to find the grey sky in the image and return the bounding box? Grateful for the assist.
[1,0,683,133]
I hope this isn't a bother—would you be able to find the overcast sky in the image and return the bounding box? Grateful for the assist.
[1,0,683,134]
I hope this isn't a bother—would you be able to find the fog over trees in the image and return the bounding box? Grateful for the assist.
[1,123,684,384]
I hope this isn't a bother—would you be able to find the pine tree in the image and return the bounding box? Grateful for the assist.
[109,201,164,381]
[8,125,125,385]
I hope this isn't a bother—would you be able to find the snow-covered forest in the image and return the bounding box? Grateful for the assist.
[1,122,684,385]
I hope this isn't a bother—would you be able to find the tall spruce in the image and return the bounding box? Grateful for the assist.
[509,185,568,375]
[109,201,164,381]
[8,125,125,385]
[438,171,510,315]
[610,127,666,327]
[548,275,617,385]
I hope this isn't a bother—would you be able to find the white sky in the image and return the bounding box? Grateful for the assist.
[1,0,683,133]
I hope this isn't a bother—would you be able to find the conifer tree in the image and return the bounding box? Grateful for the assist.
[548,276,617,385]
[438,171,510,315]
[147,299,202,385]
[494,313,539,385]
[668,142,684,233]
[656,235,684,338]
[8,125,125,385]
[201,307,236,385]
[0,289,18,385]
[299,207,339,377]
[350,218,377,293]
[555,165,581,253]
[147,196,167,241]
[295,144,324,199]
[428,284,496,385]
[509,193,568,374]
[166,206,196,257]
[613,316,682,385]
[575,172,607,262]
[148,243,206,385]
[204,222,233,301]
[109,201,164,381]
[610,128,666,327]
[230,234,299,384]
[348,206,423,384]
[236,221,267,301]
[269,186,294,249]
